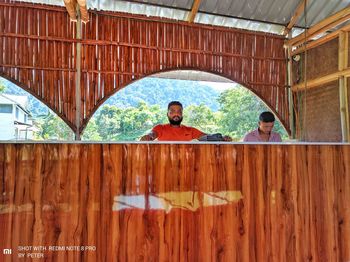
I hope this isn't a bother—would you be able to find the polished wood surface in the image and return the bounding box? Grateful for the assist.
[0,143,349,261]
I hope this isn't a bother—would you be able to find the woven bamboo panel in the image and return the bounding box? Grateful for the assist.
[0,1,288,135]
[0,143,349,261]
[294,82,342,141]
[0,2,76,130]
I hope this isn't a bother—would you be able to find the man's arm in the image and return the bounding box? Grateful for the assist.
[274,132,282,142]
[140,131,158,141]
[222,135,232,141]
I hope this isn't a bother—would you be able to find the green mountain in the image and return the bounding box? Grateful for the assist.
[1,77,223,117]
[100,77,222,111]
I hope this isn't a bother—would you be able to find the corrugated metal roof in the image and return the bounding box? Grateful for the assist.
[198,0,300,25]
[128,0,350,29]
[16,0,350,35]
[297,0,350,27]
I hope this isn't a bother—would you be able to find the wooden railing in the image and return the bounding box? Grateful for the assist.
[0,143,349,261]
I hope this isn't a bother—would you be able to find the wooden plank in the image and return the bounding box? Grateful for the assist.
[293,13,350,48]
[0,144,349,261]
[63,0,77,21]
[292,68,350,91]
[291,23,350,56]
[187,0,202,23]
[283,0,308,36]
[286,5,350,46]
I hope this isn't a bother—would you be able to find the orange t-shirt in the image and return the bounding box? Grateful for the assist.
[152,124,205,141]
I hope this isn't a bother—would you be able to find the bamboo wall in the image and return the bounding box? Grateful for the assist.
[0,143,349,261]
[292,37,348,141]
[0,1,288,134]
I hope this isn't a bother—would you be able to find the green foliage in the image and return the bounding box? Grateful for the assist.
[183,104,219,134]
[82,118,101,140]
[34,112,74,140]
[84,102,167,141]
[1,75,288,141]
[0,81,5,93]
[82,88,288,141]
[105,78,221,110]
[217,88,288,140]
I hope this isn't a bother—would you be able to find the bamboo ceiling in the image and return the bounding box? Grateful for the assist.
[0,1,288,135]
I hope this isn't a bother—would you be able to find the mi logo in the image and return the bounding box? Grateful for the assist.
[3,249,12,255]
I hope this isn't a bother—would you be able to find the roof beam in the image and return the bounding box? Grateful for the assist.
[292,67,350,91]
[77,0,89,23]
[64,0,77,21]
[283,0,308,36]
[291,22,350,56]
[187,0,202,23]
[286,5,350,47]
[64,0,89,23]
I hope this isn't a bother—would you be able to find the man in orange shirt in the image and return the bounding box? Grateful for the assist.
[140,101,232,141]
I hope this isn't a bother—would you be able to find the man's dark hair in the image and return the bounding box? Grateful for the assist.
[259,111,275,122]
[167,101,183,110]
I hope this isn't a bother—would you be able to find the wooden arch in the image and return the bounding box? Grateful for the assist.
[0,2,288,137]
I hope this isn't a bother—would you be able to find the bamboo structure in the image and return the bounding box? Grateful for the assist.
[339,31,350,142]
[0,143,349,261]
[63,0,77,21]
[285,2,350,141]
[0,1,288,136]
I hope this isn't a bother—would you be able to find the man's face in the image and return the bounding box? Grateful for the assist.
[167,105,183,125]
[258,121,274,134]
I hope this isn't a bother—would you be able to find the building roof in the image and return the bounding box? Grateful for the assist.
[15,0,350,35]
[0,94,31,114]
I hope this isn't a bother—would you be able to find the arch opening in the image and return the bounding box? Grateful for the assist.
[82,70,289,141]
[0,77,74,141]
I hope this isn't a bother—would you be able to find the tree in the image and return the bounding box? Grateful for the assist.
[89,102,166,141]
[218,87,288,140]
[183,104,219,133]
[82,118,101,140]
[94,105,123,140]
[35,112,74,140]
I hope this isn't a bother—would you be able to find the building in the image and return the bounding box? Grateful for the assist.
[0,94,36,140]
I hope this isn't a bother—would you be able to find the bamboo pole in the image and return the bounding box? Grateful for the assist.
[283,0,308,36]
[187,0,202,23]
[292,68,350,91]
[291,23,350,56]
[64,0,77,21]
[77,0,89,23]
[291,13,350,48]
[286,5,350,46]
[75,9,82,140]
[287,32,295,138]
[339,31,350,142]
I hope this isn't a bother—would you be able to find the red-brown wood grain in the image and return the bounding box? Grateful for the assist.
[0,143,349,261]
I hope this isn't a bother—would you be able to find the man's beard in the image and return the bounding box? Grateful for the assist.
[168,116,183,126]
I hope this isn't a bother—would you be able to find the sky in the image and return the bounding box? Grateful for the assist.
[198,81,239,92]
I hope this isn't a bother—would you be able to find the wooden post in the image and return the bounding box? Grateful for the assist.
[339,31,350,142]
[287,33,295,138]
[283,0,308,36]
[75,9,82,140]
[187,0,202,23]
[286,6,350,47]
